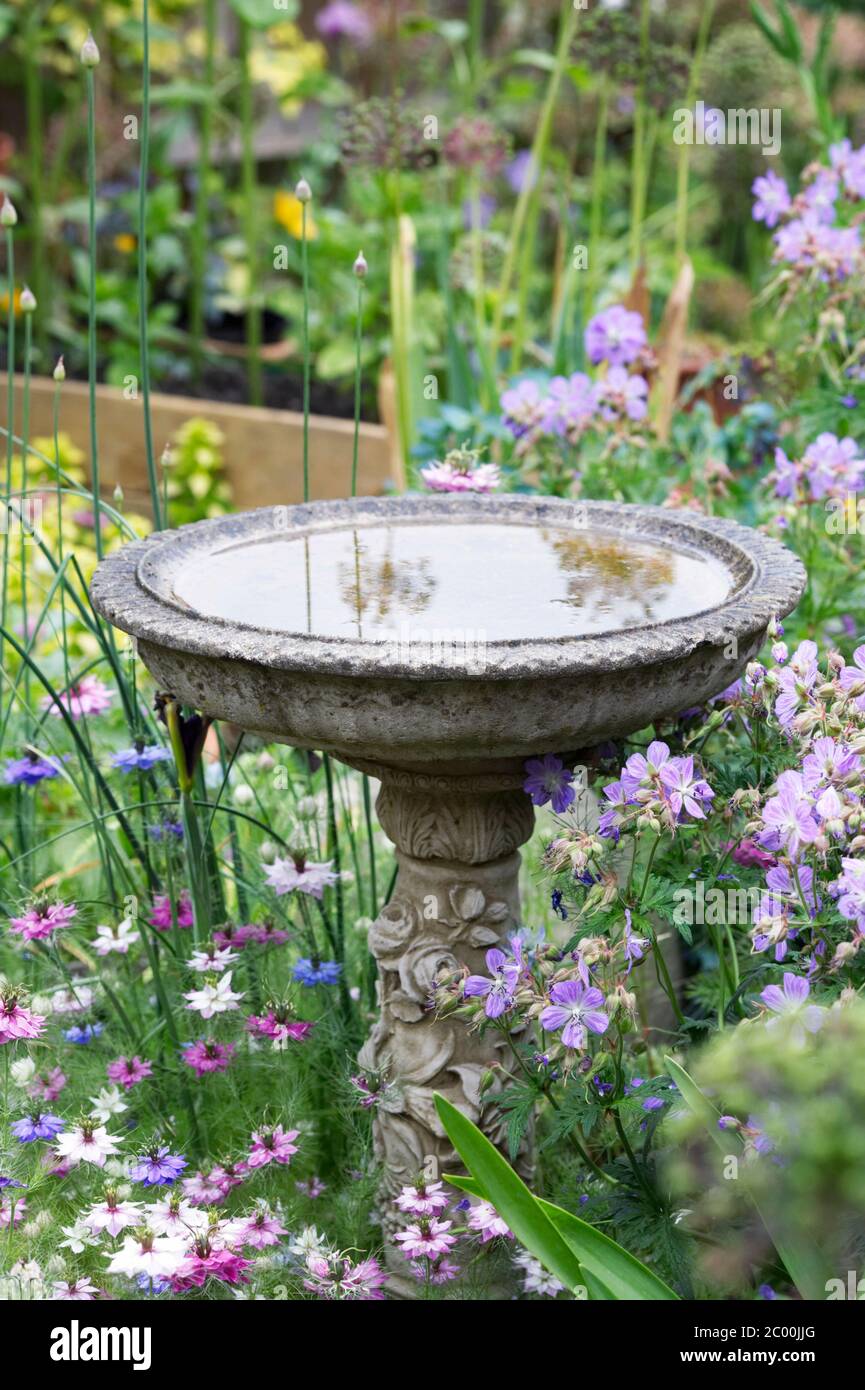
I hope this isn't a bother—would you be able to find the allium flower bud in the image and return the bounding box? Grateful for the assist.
[353,250,368,278]
[295,178,312,204]
[259,839,278,864]
[257,750,275,772]
[113,483,124,504]
[80,32,100,67]
[296,795,318,819]
[79,32,99,66]
[0,197,18,227]
[160,444,174,470]
[20,286,36,314]
[53,356,66,382]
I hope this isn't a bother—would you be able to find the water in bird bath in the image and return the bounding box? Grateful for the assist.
[170,521,734,641]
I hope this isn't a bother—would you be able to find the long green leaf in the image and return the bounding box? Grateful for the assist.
[665,1056,829,1301]
[447,1173,676,1301]
[435,1094,587,1295]
[436,1094,678,1299]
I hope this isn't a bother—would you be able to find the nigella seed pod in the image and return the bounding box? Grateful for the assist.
[295,178,312,204]
[53,356,66,382]
[0,197,17,228]
[353,250,368,278]
[80,32,100,67]
[20,287,36,314]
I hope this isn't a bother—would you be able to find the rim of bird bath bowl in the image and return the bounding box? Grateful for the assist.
[88,493,806,683]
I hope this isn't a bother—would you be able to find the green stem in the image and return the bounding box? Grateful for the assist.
[25,8,45,352]
[190,0,216,384]
[238,18,262,407]
[674,0,717,261]
[628,0,652,272]
[138,0,162,529]
[351,274,363,497]
[85,67,103,556]
[301,202,310,501]
[2,225,15,671]
[491,0,577,356]
[585,80,609,315]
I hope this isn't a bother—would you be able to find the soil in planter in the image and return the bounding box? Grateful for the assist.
[158,358,374,419]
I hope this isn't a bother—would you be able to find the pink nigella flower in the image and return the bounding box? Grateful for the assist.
[42,676,113,719]
[183,1039,236,1077]
[394,1218,457,1261]
[149,890,194,930]
[263,855,338,899]
[296,1176,326,1199]
[171,1245,252,1292]
[106,1055,153,1091]
[0,990,46,1044]
[0,1195,26,1227]
[55,1122,121,1168]
[466,1199,513,1242]
[85,1195,144,1238]
[395,1180,450,1218]
[246,1008,314,1045]
[51,1277,99,1300]
[29,1066,67,1102]
[9,899,77,941]
[238,1207,287,1250]
[247,1124,300,1169]
[421,458,500,493]
[303,1251,388,1300]
[182,1169,230,1207]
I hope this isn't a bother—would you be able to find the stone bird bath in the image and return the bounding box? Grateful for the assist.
[91,494,804,1263]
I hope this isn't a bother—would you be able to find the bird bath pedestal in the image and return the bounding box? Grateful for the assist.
[91,495,804,1285]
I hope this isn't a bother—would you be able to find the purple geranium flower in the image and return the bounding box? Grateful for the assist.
[751,170,790,228]
[659,755,714,821]
[523,755,575,814]
[540,980,609,1050]
[760,973,825,1041]
[584,304,646,367]
[129,1147,188,1187]
[464,947,521,1019]
[758,770,818,859]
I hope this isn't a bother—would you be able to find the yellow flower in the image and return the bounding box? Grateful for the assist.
[273,191,318,240]
[0,287,23,317]
[113,233,137,254]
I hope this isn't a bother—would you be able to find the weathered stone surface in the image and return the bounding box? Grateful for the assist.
[89,494,806,1285]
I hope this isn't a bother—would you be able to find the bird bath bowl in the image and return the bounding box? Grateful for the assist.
[91,493,804,1266]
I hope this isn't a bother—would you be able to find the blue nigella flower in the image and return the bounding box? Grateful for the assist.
[64,1023,103,1044]
[11,1114,64,1142]
[293,958,342,986]
[112,745,172,773]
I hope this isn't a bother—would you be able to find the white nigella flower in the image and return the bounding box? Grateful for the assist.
[183,971,244,1018]
[93,918,140,956]
[89,1084,129,1123]
[58,1219,98,1254]
[288,1225,332,1260]
[186,946,239,975]
[55,1123,121,1168]
[147,1196,208,1237]
[105,1233,188,1280]
[50,984,97,1015]
[85,1197,144,1238]
[10,1057,36,1087]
